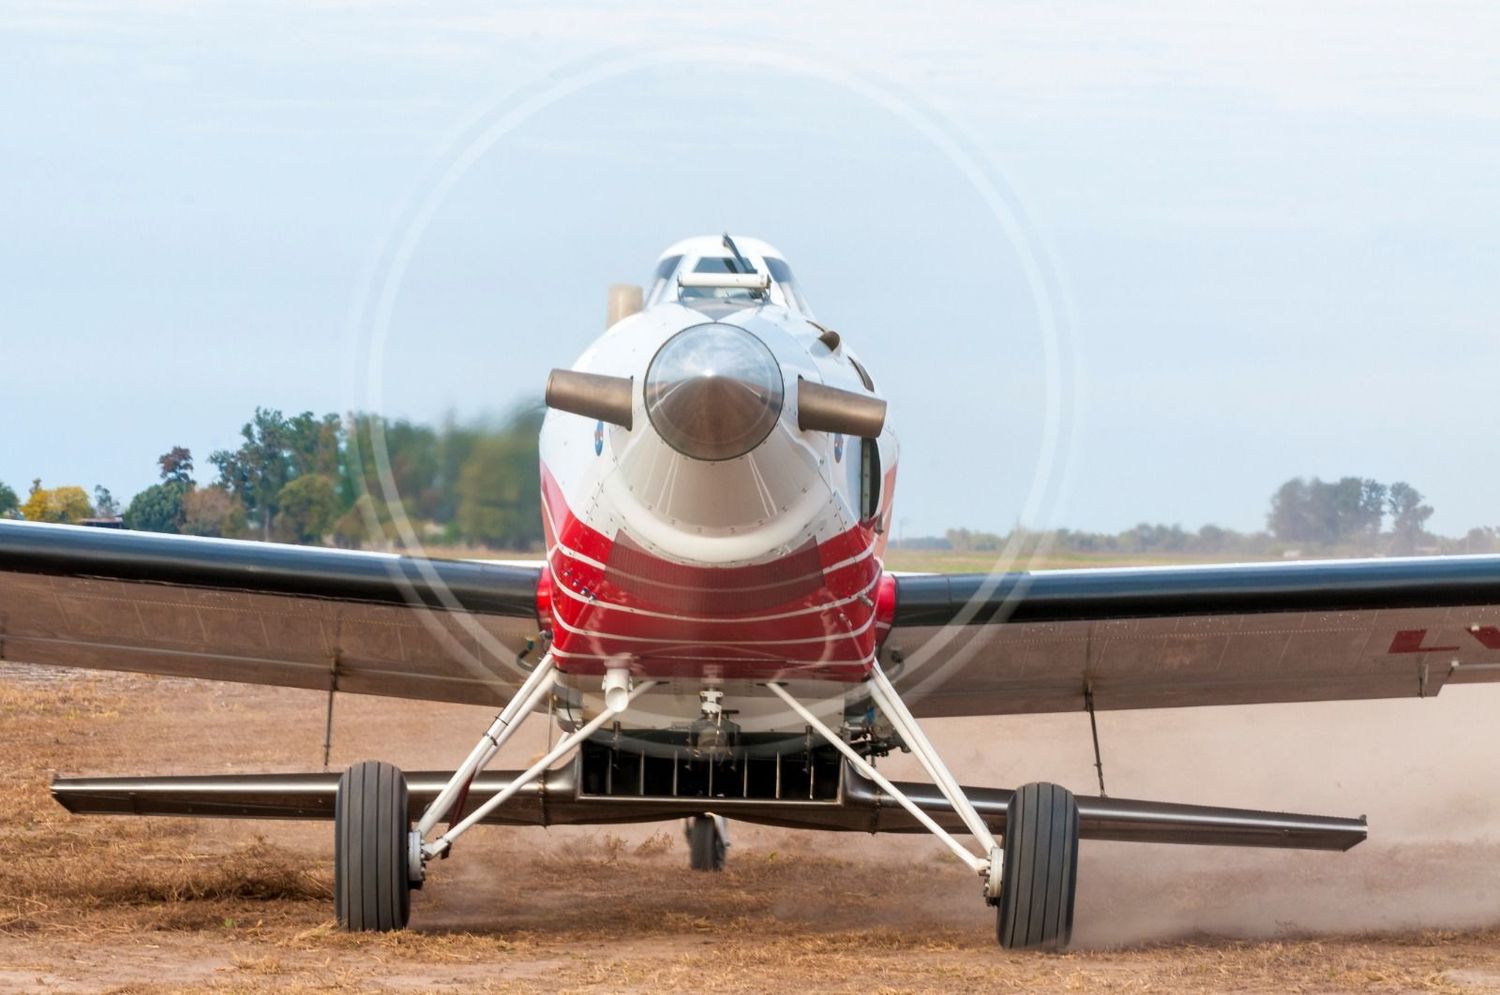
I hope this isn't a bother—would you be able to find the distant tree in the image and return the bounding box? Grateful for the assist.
[1456,526,1500,555]
[1268,478,1317,543]
[21,484,94,524]
[1269,476,1387,547]
[456,428,543,549]
[344,414,450,524]
[123,481,189,533]
[273,474,339,544]
[943,527,1005,553]
[60,487,95,521]
[134,402,551,546]
[1387,481,1434,554]
[92,485,120,519]
[181,485,247,538]
[331,493,402,549]
[158,446,195,485]
[211,408,297,538]
[339,406,544,543]
[1330,477,1385,541]
[1359,479,1388,536]
[286,412,343,479]
[1196,524,1231,553]
[436,415,480,524]
[1120,522,1190,553]
[0,481,18,518]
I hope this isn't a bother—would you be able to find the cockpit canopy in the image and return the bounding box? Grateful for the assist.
[645,235,813,315]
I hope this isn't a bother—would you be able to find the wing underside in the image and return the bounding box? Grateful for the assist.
[7,522,1500,718]
[884,558,1500,717]
[0,521,545,706]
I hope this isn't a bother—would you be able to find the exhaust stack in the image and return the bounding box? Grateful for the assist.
[545,370,634,429]
[797,377,886,439]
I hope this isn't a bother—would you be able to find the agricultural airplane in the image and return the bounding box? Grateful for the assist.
[4,234,1500,950]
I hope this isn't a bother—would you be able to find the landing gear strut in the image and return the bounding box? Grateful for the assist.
[331,657,657,933]
[766,669,1082,951]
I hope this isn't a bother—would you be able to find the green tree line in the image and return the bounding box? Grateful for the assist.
[1,406,546,550]
[935,476,1498,558]
[5,436,1498,557]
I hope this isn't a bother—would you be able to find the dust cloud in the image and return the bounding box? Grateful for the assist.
[27,664,1500,949]
[391,683,1500,947]
[883,687,1500,947]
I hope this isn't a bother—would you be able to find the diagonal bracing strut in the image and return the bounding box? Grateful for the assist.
[865,662,1000,858]
[765,681,987,873]
[420,674,658,862]
[416,653,559,838]
[766,672,1005,900]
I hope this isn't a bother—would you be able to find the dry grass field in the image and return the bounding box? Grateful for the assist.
[5,661,1500,993]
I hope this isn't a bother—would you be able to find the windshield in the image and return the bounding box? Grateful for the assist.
[764,257,812,314]
[674,255,810,313]
[645,255,683,305]
[678,256,761,302]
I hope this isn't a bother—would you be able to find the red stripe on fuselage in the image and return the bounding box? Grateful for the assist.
[540,464,882,681]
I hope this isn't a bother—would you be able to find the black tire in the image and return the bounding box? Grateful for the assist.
[997,782,1079,951]
[687,815,726,872]
[335,760,412,932]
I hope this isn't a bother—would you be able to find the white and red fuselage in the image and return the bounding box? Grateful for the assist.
[537,237,899,696]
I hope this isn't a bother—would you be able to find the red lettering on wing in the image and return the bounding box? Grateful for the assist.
[1388,629,1460,654]
[1468,626,1500,650]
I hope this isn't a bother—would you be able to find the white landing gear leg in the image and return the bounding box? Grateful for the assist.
[418,670,658,864]
[821,664,1078,952]
[767,668,1015,913]
[764,682,992,879]
[412,652,559,849]
[864,662,1003,899]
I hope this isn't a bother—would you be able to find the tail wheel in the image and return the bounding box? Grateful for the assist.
[606,284,643,328]
[687,815,727,872]
[997,782,1079,951]
[335,760,413,932]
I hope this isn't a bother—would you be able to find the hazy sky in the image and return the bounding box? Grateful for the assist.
[3,2,1497,537]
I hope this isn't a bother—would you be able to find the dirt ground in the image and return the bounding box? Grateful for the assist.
[5,665,1500,993]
